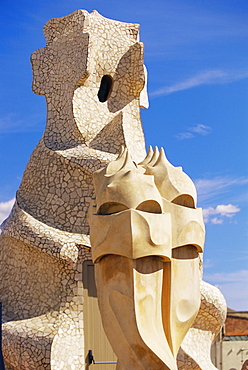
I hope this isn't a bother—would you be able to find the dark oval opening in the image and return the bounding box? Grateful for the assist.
[136,200,162,214]
[98,75,113,102]
[172,194,195,208]
[98,202,128,215]
[172,245,199,260]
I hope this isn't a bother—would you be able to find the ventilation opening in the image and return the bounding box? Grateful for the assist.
[98,202,128,215]
[172,194,195,208]
[136,200,162,214]
[172,245,198,260]
[98,75,113,102]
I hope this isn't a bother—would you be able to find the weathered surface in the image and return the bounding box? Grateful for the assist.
[88,148,205,369]
[0,9,226,370]
[0,9,147,369]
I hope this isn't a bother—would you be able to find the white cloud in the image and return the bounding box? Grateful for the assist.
[176,132,194,140]
[150,69,248,97]
[189,124,211,135]
[204,270,248,283]
[194,176,248,204]
[203,203,240,223]
[211,217,223,225]
[0,198,15,226]
[216,204,241,217]
[204,270,248,310]
[176,123,211,140]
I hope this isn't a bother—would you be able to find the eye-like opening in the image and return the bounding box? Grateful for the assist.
[98,202,128,215]
[98,75,113,102]
[172,245,198,260]
[172,194,195,208]
[135,256,165,274]
[136,200,162,214]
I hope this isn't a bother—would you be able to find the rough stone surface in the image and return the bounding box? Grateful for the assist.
[178,281,227,370]
[0,9,226,370]
[0,9,146,370]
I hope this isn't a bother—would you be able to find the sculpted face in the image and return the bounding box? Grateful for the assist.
[30,10,148,156]
[88,147,205,369]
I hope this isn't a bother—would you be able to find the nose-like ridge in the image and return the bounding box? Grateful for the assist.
[176,221,205,253]
[90,209,172,263]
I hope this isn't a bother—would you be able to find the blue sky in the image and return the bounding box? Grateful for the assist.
[0,0,247,310]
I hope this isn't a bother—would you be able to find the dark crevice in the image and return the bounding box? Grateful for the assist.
[98,75,113,102]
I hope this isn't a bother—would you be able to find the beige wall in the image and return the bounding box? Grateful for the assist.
[212,340,248,370]
[83,261,117,369]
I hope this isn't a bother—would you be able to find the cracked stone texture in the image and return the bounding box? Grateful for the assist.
[0,9,226,370]
[0,9,146,370]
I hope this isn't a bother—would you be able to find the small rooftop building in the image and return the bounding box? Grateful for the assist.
[211,309,248,370]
